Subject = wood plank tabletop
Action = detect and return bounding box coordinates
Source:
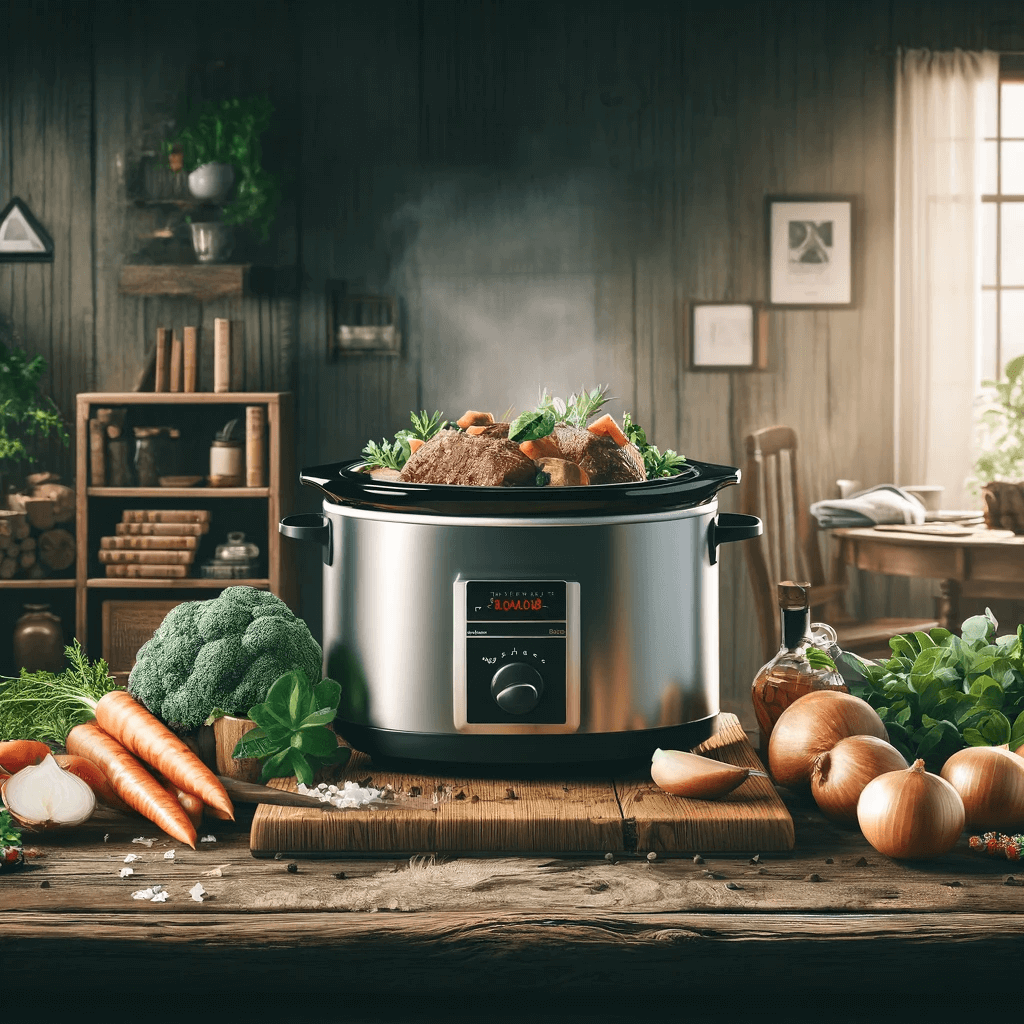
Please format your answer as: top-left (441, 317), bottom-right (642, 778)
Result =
top-left (5, 784), bottom-right (1024, 1006)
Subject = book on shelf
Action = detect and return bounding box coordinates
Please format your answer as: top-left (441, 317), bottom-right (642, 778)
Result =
top-left (104, 564), bottom-right (188, 579)
top-left (100, 535), bottom-right (199, 551)
top-left (115, 521), bottom-right (209, 537)
top-left (98, 549), bottom-right (196, 565)
top-left (122, 509), bottom-right (211, 525)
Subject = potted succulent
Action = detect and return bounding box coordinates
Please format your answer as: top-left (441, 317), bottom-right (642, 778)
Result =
top-left (164, 95), bottom-right (282, 259)
top-left (0, 321), bottom-right (68, 506)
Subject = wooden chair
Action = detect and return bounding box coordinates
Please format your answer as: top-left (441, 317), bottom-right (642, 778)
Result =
top-left (741, 425), bottom-right (938, 663)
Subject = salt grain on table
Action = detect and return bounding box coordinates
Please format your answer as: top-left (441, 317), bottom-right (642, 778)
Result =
top-left (189, 882), bottom-right (206, 903)
top-left (132, 837), bottom-right (155, 847)
top-left (123, 854), bottom-right (139, 863)
top-left (296, 780), bottom-right (384, 808)
top-left (163, 851), bottom-right (175, 860)
top-left (131, 884), bottom-right (167, 902)
top-left (119, 868), bottom-right (134, 878)
top-left (200, 835), bottom-right (216, 843)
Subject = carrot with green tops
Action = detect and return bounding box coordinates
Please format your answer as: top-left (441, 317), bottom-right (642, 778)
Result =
top-left (65, 722), bottom-right (196, 847)
top-left (0, 739), bottom-right (50, 774)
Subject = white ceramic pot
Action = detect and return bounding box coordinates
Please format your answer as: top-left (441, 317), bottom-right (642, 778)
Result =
top-left (190, 222), bottom-right (235, 264)
top-left (187, 162), bottom-right (235, 201)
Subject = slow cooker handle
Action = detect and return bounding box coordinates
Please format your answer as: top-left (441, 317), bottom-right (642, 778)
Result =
top-left (708, 512), bottom-right (762, 565)
top-left (279, 513), bottom-right (333, 566)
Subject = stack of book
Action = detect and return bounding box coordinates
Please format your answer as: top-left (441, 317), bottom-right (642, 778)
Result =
top-left (99, 509), bottom-right (211, 579)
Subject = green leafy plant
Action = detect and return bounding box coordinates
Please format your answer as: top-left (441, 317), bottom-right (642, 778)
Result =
top-left (165, 96), bottom-right (281, 241)
top-left (845, 610), bottom-right (1024, 770)
top-left (232, 669), bottom-right (350, 787)
top-left (622, 412), bottom-right (686, 479)
top-left (0, 809), bottom-right (22, 847)
top-left (395, 410), bottom-right (448, 461)
top-left (973, 354), bottom-right (1024, 492)
top-left (361, 438), bottom-right (407, 472)
top-left (0, 333), bottom-right (68, 475)
top-left (537, 385), bottom-right (610, 429)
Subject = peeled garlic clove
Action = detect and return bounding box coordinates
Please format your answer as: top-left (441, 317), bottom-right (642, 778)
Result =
top-left (651, 748), bottom-right (757, 799)
top-left (1, 753), bottom-right (96, 831)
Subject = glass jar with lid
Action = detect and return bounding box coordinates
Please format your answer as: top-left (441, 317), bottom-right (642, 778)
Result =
top-left (199, 531), bottom-right (261, 579)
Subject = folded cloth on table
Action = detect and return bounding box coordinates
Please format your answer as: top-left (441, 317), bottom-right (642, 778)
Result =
top-left (809, 485), bottom-right (926, 529)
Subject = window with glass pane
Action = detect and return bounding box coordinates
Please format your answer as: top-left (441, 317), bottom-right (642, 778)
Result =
top-left (982, 72), bottom-right (1024, 379)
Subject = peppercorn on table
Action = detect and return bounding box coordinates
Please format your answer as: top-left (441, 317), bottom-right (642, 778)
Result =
top-left (4, 780), bottom-right (1024, 1020)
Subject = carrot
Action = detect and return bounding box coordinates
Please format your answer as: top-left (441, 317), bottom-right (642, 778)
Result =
top-left (0, 739), bottom-right (51, 775)
top-left (65, 721), bottom-right (197, 848)
top-left (93, 690), bottom-right (234, 820)
top-left (204, 802), bottom-right (232, 821)
top-left (53, 753), bottom-right (130, 812)
top-left (519, 437), bottom-right (562, 461)
top-left (456, 410), bottom-right (494, 429)
top-left (409, 437), bottom-right (424, 454)
top-left (161, 778), bottom-right (204, 831)
top-left (587, 413), bottom-right (628, 447)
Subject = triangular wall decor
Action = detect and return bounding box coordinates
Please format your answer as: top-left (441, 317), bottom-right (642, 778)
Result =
top-left (0, 197), bottom-right (54, 262)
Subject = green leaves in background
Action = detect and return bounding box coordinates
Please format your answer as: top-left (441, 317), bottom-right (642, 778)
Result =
top-left (0, 809), bottom-right (21, 847)
top-left (973, 353), bottom-right (1024, 492)
top-left (0, 337), bottom-right (68, 471)
top-left (233, 669), bottom-right (350, 787)
top-left (845, 609), bottom-right (1024, 770)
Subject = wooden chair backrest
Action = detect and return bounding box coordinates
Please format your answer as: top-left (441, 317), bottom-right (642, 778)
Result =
top-left (740, 426), bottom-right (834, 661)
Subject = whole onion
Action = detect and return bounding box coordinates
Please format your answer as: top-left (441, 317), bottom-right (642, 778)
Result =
top-left (810, 735), bottom-right (909, 824)
top-left (857, 760), bottom-right (965, 860)
top-left (768, 690), bottom-right (888, 789)
top-left (940, 746), bottom-right (1024, 831)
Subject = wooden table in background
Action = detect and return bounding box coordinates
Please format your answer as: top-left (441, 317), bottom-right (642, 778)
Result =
top-left (831, 525), bottom-right (1024, 630)
top-left (5, 789), bottom-right (1024, 1012)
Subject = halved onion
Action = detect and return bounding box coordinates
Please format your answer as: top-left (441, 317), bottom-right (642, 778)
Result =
top-left (1, 753), bottom-right (97, 830)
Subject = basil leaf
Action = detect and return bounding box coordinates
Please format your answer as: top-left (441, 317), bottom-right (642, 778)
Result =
top-left (509, 409), bottom-right (556, 443)
top-left (287, 749), bottom-right (314, 787)
top-left (233, 731), bottom-right (280, 760)
top-left (259, 748), bottom-right (294, 782)
top-left (312, 677), bottom-right (342, 712)
top-left (300, 706), bottom-right (338, 728)
top-left (291, 726), bottom-right (340, 757)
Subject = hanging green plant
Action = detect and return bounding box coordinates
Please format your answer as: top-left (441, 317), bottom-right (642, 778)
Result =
top-left (973, 354), bottom-right (1024, 493)
top-left (165, 96), bottom-right (282, 242)
top-left (0, 324), bottom-right (68, 475)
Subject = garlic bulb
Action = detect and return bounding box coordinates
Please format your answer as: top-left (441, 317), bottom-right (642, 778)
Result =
top-left (650, 748), bottom-right (765, 799)
top-left (857, 759), bottom-right (964, 861)
top-left (1, 753), bottom-right (96, 830)
top-left (940, 745), bottom-right (1024, 832)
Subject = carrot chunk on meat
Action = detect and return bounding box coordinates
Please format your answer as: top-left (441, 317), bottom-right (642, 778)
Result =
top-left (587, 414), bottom-right (629, 447)
top-left (457, 410), bottom-right (495, 429)
top-left (519, 436), bottom-right (562, 461)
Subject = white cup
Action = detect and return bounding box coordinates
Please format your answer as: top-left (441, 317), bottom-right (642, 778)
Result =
top-left (903, 485), bottom-right (944, 512)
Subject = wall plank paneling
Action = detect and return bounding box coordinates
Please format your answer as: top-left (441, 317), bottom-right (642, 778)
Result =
top-left (3, 1), bottom-right (1024, 732)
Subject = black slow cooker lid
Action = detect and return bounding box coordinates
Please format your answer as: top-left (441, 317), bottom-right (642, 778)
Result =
top-left (299, 457), bottom-right (741, 517)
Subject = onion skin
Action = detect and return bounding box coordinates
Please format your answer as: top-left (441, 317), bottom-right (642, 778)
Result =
top-left (810, 735), bottom-right (909, 824)
top-left (857, 759), bottom-right (965, 860)
top-left (650, 748), bottom-right (754, 799)
top-left (940, 746), bottom-right (1024, 832)
top-left (768, 690), bottom-right (888, 789)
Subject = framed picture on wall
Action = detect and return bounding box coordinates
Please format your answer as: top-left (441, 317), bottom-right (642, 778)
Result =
top-left (767, 197), bottom-right (854, 306)
top-left (689, 302), bottom-right (768, 371)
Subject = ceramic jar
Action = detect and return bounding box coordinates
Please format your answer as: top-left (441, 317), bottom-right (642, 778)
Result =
top-left (13, 604), bottom-right (65, 673)
top-left (187, 162), bottom-right (235, 201)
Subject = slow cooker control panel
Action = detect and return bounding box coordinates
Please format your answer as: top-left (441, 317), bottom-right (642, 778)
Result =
top-left (453, 579), bottom-right (580, 733)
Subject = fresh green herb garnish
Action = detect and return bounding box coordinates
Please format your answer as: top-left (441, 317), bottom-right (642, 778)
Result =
top-left (233, 669), bottom-right (351, 787)
top-left (361, 438), bottom-right (407, 472)
top-left (846, 609), bottom-right (1024, 770)
top-left (509, 409), bottom-right (557, 443)
top-left (537, 385), bottom-right (611, 429)
top-left (400, 410), bottom-right (447, 443)
top-left (622, 412), bottom-right (687, 479)
top-left (806, 647), bottom-right (838, 672)
top-left (0, 809), bottom-right (21, 847)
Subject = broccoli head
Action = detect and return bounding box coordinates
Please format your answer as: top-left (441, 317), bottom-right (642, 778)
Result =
top-left (128, 586), bottom-right (322, 730)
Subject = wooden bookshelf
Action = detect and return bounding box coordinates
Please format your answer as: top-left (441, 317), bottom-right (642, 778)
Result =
top-left (74, 391), bottom-right (296, 660)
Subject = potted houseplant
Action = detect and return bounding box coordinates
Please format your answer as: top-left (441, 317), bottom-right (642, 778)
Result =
top-left (0, 320), bottom-right (68, 506)
top-left (164, 95), bottom-right (282, 260)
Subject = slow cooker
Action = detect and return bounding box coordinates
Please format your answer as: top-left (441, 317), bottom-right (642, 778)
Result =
top-left (280, 458), bottom-right (760, 765)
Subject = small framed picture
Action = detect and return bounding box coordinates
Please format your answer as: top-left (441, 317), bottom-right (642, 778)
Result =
top-left (0, 197), bottom-right (54, 262)
top-left (689, 302), bottom-right (768, 371)
top-left (767, 197), bottom-right (853, 306)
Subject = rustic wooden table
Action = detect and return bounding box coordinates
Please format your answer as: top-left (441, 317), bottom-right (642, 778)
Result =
top-left (5, 789), bottom-right (1024, 1019)
top-left (832, 524), bottom-right (1024, 630)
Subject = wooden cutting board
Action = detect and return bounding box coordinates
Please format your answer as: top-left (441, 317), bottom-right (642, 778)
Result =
top-left (249, 713), bottom-right (794, 858)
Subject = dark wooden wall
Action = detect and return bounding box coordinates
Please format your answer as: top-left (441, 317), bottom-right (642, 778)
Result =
top-left (3, 0), bottom-right (1024, 731)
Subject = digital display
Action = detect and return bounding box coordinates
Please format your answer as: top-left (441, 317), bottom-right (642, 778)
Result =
top-left (466, 580), bottom-right (567, 621)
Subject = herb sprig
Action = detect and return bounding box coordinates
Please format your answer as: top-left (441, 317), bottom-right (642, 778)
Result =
top-left (622, 412), bottom-right (687, 479)
top-left (537, 385), bottom-right (611, 429)
top-left (233, 669), bottom-right (350, 787)
top-left (846, 610), bottom-right (1024, 770)
top-left (0, 809), bottom-right (22, 847)
top-left (361, 438), bottom-right (406, 472)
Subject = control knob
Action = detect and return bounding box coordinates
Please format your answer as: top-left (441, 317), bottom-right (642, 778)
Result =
top-left (490, 662), bottom-right (544, 715)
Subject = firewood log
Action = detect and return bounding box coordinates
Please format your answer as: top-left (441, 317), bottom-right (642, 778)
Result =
top-left (22, 497), bottom-right (55, 531)
top-left (38, 528), bottom-right (75, 571)
top-left (0, 557), bottom-right (16, 579)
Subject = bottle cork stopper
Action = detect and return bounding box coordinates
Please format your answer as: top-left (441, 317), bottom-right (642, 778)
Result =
top-left (778, 580), bottom-right (810, 608)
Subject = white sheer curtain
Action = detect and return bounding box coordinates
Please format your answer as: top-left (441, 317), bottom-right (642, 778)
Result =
top-left (894, 49), bottom-right (998, 510)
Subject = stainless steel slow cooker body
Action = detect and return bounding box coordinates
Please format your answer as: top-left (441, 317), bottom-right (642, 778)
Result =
top-left (282, 459), bottom-right (760, 765)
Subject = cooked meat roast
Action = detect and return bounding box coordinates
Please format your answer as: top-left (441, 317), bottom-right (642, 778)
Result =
top-left (550, 425), bottom-right (646, 484)
top-left (400, 429), bottom-right (536, 487)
